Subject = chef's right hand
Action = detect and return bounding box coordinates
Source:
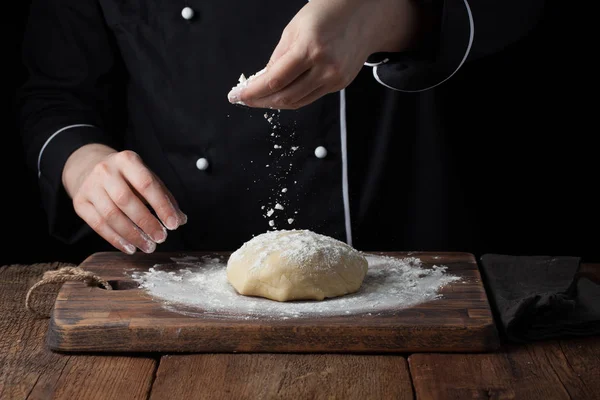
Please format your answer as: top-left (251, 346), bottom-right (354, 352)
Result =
top-left (62, 144), bottom-right (187, 254)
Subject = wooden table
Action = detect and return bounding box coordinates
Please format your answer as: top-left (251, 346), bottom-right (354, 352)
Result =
top-left (1, 262), bottom-right (599, 400)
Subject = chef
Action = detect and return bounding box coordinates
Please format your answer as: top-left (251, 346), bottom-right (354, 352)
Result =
top-left (16, 0), bottom-right (546, 255)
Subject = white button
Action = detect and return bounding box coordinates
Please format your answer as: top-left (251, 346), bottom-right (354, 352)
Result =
top-left (314, 146), bottom-right (327, 158)
top-left (196, 157), bottom-right (209, 170)
top-left (181, 7), bottom-right (194, 20)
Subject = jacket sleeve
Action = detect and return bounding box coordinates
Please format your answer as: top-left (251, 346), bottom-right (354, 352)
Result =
top-left (15, 0), bottom-right (125, 243)
top-left (367, 0), bottom-right (546, 92)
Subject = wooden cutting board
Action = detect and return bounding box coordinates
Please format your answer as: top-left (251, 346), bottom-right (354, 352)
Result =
top-left (46, 251), bottom-right (500, 353)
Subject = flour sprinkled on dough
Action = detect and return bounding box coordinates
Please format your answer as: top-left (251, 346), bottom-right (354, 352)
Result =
top-left (227, 229), bottom-right (363, 273)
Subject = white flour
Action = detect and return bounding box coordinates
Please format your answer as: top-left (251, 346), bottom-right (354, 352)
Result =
top-left (230, 70), bottom-right (301, 231)
top-left (228, 68), bottom-right (267, 105)
top-left (227, 229), bottom-right (365, 273)
top-left (230, 69), bottom-right (300, 231)
top-left (130, 254), bottom-right (461, 320)
top-left (258, 109), bottom-right (300, 231)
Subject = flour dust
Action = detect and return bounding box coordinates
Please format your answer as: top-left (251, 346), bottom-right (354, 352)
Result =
top-left (259, 110), bottom-right (300, 231)
top-left (130, 254), bottom-right (461, 320)
top-left (231, 69), bottom-right (301, 231)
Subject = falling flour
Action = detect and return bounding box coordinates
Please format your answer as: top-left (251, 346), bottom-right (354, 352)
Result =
top-left (229, 69), bottom-right (301, 231)
top-left (258, 108), bottom-right (300, 230)
top-left (130, 254), bottom-right (461, 320)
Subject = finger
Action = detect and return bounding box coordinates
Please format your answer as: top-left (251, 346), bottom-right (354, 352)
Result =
top-left (267, 30), bottom-right (294, 67)
top-left (91, 188), bottom-right (157, 254)
top-left (74, 200), bottom-right (137, 255)
top-left (142, 173), bottom-right (188, 228)
top-left (116, 151), bottom-right (185, 230)
top-left (245, 68), bottom-right (321, 110)
top-left (236, 48), bottom-right (311, 104)
top-left (104, 175), bottom-right (168, 244)
top-left (290, 85), bottom-right (331, 109)
top-left (153, 174), bottom-right (187, 226)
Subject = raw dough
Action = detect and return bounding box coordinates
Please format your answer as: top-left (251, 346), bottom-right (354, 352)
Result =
top-left (226, 229), bottom-right (368, 302)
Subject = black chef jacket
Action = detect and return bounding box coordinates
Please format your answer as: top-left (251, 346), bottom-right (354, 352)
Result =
top-left (16, 0), bottom-right (547, 253)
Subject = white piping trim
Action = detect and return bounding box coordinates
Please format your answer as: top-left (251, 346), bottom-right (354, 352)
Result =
top-left (373, 0), bottom-right (474, 93)
top-left (37, 124), bottom-right (96, 178)
top-left (339, 89), bottom-right (352, 246)
top-left (364, 57), bottom-right (389, 67)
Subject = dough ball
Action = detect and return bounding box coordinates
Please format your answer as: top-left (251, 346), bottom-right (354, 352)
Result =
top-left (226, 229), bottom-right (368, 302)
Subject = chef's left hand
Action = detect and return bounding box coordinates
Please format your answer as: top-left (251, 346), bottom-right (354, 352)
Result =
top-left (228, 0), bottom-right (423, 109)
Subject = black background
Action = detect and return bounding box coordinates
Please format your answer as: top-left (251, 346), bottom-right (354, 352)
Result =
top-left (3, 1), bottom-right (595, 266)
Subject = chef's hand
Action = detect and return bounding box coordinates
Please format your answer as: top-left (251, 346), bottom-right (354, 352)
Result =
top-left (228, 0), bottom-right (423, 109)
top-left (62, 144), bottom-right (187, 254)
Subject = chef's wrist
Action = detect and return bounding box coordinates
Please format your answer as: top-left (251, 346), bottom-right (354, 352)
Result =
top-left (62, 143), bottom-right (117, 199)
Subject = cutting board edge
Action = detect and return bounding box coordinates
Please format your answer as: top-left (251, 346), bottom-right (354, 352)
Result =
top-left (46, 313), bottom-right (501, 354)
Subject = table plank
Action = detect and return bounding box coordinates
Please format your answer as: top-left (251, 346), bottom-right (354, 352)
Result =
top-left (579, 263), bottom-right (600, 284)
top-left (0, 263), bottom-right (157, 400)
top-left (149, 354), bottom-right (413, 400)
top-left (408, 337), bottom-right (600, 399)
top-left (557, 336), bottom-right (600, 397)
top-left (43, 356), bottom-right (157, 400)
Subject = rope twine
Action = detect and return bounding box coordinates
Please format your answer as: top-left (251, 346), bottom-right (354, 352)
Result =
top-left (25, 266), bottom-right (112, 317)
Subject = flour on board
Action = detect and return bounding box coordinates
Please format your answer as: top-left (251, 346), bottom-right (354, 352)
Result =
top-left (130, 254), bottom-right (461, 320)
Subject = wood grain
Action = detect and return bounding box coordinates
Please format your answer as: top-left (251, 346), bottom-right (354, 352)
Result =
top-left (408, 336), bottom-right (600, 399)
top-left (46, 251), bottom-right (500, 353)
top-left (0, 263), bottom-right (157, 400)
top-left (579, 263), bottom-right (600, 285)
top-left (2, 262), bottom-right (598, 399)
top-left (149, 354), bottom-right (413, 400)
top-left (556, 335), bottom-right (600, 398)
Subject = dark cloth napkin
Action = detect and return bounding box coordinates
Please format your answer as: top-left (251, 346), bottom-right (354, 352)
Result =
top-left (479, 254), bottom-right (600, 342)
